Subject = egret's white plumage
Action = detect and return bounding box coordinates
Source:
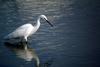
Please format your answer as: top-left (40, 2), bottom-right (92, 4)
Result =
top-left (4, 15), bottom-right (53, 42)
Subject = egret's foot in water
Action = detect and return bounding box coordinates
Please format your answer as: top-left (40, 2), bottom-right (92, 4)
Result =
top-left (25, 41), bottom-right (28, 44)
top-left (24, 41), bottom-right (31, 45)
top-left (19, 41), bottom-right (27, 45)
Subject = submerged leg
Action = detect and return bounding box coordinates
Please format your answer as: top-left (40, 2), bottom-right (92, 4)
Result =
top-left (24, 36), bottom-right (28, 44)
top-left (19, 37), bottom-right (27, 45)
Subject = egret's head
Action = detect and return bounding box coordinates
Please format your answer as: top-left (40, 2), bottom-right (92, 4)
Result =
top-left (39, 15), bottom-right (53, 27)
top-left (40, 15), bottom-right (48, 20)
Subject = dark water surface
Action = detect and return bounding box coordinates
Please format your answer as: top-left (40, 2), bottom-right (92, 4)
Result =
top-left (0, 0), bottom-right (100, 67)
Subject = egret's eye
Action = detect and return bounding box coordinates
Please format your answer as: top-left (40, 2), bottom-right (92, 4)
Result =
top-left (43, 18), bottom-right (47, 20)
top-left (43, 18), bottom-right (46, 20)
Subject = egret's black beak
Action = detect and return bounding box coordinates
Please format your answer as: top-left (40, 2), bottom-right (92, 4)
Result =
top-left (46, 20), bottom-right (53, 27)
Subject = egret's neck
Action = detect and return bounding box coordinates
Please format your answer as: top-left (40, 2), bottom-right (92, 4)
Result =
top-left (34, 17), bottom-right (41, 30)
top-left (37, 17), bottom-right (41, 26)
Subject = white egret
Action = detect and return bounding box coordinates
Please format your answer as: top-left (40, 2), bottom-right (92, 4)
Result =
top-left (4, 15), bottom-right (53, 42)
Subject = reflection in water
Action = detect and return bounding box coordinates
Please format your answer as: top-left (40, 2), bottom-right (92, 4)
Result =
top-left (4, 42), bottom-right (53, 67)
top-left (4, 42), bottom-right (40, 67)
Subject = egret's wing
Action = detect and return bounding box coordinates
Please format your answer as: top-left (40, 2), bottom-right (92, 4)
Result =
top-left (4, 23), bottom-right (33, 39)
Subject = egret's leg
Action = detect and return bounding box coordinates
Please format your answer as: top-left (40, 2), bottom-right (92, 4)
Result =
top-left (25, 37), bottom-right (27, 41)
top-left (24, 36), bottom-right (30, 45)
top-left (24, 37), bottom-right (28, 44)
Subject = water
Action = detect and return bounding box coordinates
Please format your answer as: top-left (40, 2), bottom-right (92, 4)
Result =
top-left (0, 0), bottom-right (100, 67)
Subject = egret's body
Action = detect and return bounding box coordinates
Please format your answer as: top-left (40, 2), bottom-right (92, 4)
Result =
top-left (4, 15), bottom-right (53, 42)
